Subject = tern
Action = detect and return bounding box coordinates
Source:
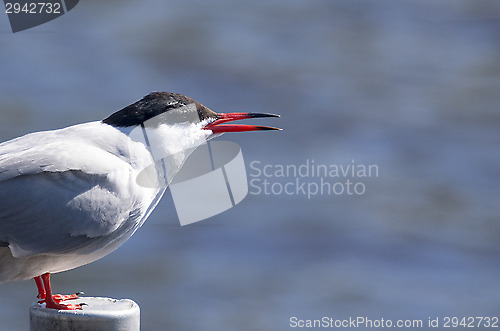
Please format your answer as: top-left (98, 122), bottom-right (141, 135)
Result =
top-left (0, 92), bottom-right (280, 310)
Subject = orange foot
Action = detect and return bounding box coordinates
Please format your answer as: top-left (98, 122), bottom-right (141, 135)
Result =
top-left (38, 292), bottom-right (81, 301)
top-left (34, 273), bottom-right (84, 310)
top-left (44, 299), bottom-right (82, 310)
top-left (38, 293), bottom-right (82, 309)
top-left (53, 293), bottom-right (82, 302)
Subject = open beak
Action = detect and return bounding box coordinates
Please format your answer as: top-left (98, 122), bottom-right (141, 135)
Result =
top-left (203, 112), bottom-right (281, 133)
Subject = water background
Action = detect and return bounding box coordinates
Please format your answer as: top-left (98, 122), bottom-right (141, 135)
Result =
top-left (1, 1), bottom-right (499, 330)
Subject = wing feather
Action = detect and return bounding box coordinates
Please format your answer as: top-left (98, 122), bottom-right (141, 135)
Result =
top-left (0, 123), bottom-right (146, 257)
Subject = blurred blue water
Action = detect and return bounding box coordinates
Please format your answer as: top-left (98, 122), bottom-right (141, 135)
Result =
top-left (1, 0), bottom-right (499, 330)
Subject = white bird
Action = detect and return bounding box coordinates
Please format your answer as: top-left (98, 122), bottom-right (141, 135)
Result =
top-left (0, 92), bottom-right (280, 309)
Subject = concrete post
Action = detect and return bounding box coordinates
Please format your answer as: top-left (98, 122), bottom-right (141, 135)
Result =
top-left (29, 297), bottom-right (140, 331)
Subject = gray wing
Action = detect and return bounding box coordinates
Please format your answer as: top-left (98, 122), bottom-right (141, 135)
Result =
top-left (0, 170), bottom-right (141, 258)
top-left (0, 129), bottom-right (143, 258)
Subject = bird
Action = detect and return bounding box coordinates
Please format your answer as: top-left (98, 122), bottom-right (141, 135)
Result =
top-left (0, 92), bottom-right (280, 310)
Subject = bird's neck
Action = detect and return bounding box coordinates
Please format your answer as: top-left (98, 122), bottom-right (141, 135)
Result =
top-left (115, 122), bottom-right (211, 188)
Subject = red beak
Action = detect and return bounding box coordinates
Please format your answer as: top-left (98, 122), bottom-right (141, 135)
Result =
top-left (203, 112), bottom-right (281, 133)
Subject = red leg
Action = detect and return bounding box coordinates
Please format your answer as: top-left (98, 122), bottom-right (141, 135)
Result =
top-left (39, 273), bottom-right (82, 310)
top-left (35, 274), bottom-right (80, 303)
top-left (34, 276), bottom-right (46, 299)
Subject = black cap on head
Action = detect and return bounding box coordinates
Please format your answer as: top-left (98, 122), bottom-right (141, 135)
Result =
top-left (103, 92), bottom-right (217, 127)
